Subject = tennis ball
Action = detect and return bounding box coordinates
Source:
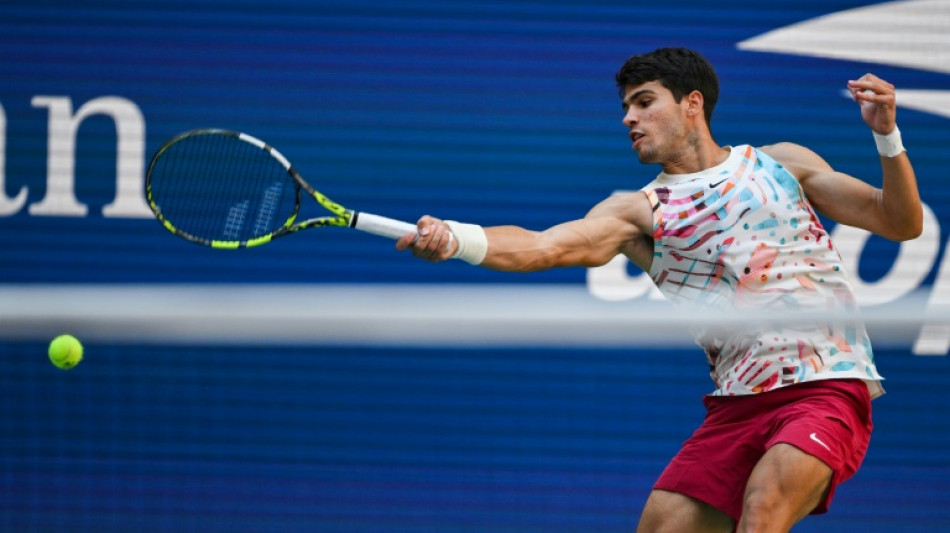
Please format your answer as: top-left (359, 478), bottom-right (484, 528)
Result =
top-left (48, 334), bottom-right (83, 370)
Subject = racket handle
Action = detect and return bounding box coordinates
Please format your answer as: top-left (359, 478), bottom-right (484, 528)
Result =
top-left (351, 212), bottom-right (418, 240)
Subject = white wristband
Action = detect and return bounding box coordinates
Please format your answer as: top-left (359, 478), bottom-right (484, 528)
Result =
top-left (873, 126), bottom-right (905, 158)
top-left (445, 220), bottom-right (488, 265)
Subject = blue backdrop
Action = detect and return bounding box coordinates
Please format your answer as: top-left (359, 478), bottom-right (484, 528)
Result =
top-left (1, 1), bottom-right (948, 531)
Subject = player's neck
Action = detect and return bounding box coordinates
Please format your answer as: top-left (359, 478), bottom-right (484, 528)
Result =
top-left (660, 136), bottom-right (730, 176)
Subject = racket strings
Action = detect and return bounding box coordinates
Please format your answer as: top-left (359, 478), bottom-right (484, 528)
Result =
top-left (149, 132), bottom-right (300, 244)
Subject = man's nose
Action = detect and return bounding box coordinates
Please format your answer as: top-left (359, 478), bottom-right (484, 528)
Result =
top-left (622, 109), bottom-right (637, 128)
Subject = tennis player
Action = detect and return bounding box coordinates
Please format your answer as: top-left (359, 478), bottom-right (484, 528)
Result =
top-left (396, 47), bottom-right (922, 532)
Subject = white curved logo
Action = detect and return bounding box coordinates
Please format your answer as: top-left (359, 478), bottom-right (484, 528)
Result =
top-left (737, 0), bottom-right (950, 118)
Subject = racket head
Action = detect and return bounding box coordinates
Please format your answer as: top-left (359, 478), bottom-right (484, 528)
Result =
top-left (146, 129), bottom-right (346, 249)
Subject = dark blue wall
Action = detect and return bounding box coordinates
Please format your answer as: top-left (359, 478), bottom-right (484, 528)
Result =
top-left (1, 1), bottom-right (948, 531)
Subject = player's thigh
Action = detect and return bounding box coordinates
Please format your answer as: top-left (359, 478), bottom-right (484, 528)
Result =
top-left (637, 489), bottom-right (735, 533)
top-left (740, 443), bottom-right (833, 530)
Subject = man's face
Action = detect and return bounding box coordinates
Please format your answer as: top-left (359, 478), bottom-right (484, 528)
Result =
top-left (620, 81), bottom-right (690, 165)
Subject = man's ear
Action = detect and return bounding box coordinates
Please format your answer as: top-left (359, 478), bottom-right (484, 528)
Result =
top-left (685, 89), bottom-right (705, 118)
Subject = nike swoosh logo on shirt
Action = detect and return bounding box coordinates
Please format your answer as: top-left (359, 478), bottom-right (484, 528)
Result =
top-left (810, 432), bottom-right (832, 452)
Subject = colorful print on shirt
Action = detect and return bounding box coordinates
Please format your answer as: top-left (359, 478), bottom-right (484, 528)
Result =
top-left (641, 145), bottom-right (883, 397)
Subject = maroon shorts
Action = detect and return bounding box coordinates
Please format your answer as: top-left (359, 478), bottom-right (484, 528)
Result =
top-left (653, 379), bottom-right (873, 522)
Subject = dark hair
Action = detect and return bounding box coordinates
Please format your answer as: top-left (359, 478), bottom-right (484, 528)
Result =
top-left (615, 47), bottom-right (719, 126)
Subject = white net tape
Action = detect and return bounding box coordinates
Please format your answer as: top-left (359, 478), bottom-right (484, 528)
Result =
top-left (0, 284), bottom-right (946, 355)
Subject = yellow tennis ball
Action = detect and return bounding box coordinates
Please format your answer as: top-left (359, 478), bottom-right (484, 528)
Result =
top-left (49, 334), bottom-right (83, 370)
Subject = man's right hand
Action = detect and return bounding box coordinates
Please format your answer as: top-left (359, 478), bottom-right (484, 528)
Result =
top-left (395, 215), bottom-right (457, 262)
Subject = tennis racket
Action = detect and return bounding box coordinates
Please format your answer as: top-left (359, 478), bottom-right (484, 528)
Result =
top-left (145, 128), bottom-right (418, 249)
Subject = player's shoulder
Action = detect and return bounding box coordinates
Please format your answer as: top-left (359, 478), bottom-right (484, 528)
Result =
top-left (759, 142), bottom-right (827, 166)
top-left (590, 190), bottom-right (649, 213)
top-left (758, 142), bottom-right (833, 178)
top-left (586, 190), bottom-right (653, 231)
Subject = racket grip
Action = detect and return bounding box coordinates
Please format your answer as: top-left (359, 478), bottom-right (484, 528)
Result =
top-left (351, 212), bottom-right (418, 240)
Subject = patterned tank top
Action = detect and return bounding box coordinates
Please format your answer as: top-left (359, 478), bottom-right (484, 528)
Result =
top-left (642, 145), bottom-right (883, 398)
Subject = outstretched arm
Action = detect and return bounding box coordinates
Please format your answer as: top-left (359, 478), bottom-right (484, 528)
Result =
top-left (395, 191), bottom-right (654, 272)
top-left (762, 74), bottom-right (923, 242)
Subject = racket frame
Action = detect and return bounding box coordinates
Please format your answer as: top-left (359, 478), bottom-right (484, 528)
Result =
top-left (146, 129), bottom-right (416, 249)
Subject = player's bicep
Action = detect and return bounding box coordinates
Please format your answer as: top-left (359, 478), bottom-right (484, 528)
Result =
top-left (764, 143), bottom-right (882, 232)
top-left (481, 192), bottom-right (650, 272)
top-left (798, 170), bottom-right (883, 230)
top-left (541, 216), bottom-right (638, 267)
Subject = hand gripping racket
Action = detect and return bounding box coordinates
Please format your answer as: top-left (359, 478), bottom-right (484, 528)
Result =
top-left (145, 129), bottom-right (418, 249)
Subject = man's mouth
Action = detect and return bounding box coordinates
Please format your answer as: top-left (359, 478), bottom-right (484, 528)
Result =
top-left (630, 132), bottom-right (645, 147)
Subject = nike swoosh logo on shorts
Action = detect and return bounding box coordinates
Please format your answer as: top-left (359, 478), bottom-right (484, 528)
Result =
top-left (810, 432), bottom-right (832, 452)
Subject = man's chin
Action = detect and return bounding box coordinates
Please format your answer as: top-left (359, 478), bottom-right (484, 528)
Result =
top-left (636, 151), bottom-right (656, 164)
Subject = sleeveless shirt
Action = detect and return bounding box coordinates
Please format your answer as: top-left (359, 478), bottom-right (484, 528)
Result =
top-left (641, 145), bottom-right (884, 398)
